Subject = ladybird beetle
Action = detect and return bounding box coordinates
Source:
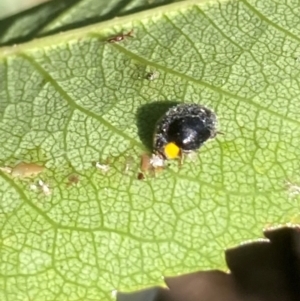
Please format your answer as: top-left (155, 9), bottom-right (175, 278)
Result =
top-left (153, 103), bottom-right (218, 159)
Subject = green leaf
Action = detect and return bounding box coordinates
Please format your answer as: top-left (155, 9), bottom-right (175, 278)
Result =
top-left (0, 0), bottom-right (181, 46)
top-left (0, 0), bottom-right (300, 300)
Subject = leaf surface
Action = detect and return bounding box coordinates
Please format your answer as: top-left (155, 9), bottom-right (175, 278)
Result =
top-left (0, 0), bottom-right (300, 300)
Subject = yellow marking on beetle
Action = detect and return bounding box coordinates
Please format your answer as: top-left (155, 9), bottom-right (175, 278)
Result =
top-left (164, 142), bottom-right (180, 159)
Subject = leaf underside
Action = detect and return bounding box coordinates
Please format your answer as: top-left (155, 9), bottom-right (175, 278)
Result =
top-left (117, 227), bottom-right (300, 301)
top-left (0, 0), bottom-right (300, 300)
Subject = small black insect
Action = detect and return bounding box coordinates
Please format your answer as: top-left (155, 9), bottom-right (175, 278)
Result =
top-left (146, 71), bottom-right (159, 81)
top-left (107, 29), bottom-right (134, 43)
top-left (153, 103), bottom-right (218, 159)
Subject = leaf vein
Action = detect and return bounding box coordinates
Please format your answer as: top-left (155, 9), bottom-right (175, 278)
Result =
top-left (241, 0), bottom-right (300, 44)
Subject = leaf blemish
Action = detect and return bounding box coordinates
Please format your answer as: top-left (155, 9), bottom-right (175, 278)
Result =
top-left (28, 179), bottom-right (51, 196)
top-left (0, 166), bottom-right (13, 174)
top-left (140, 153), bottom-right (151, 172)
top-left (137, 154), bottom-right (151, 180)
top-left (11, 162), bottom-right (45, 178)
top-left (95, 161), bottom-right (110, 173)
top-left (137, 172), bottom-right (145, 180)
top-left (285, 180), bottom-right (300, 197)
top-left (146, 70), bottom-right (160, 81)
top-left (138, 153), bottom-right (165, 179)
top-left (67, 174), bottom-right (80, 186)
top-left (37, 179), bottom-right (51, 196)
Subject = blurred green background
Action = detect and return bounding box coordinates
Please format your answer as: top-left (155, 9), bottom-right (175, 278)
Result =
top-left (0, 0), bottom-right (50, 19)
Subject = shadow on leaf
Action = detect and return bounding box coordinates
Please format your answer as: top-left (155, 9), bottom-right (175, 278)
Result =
top-left (0, 0), bottom-right (178, 46)
top-left (118, 226), bottom-right (300, 301)
top-left (136, 101), bottom-right (179, 151)
top-left (0, 0), bottom-right (82, 46)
